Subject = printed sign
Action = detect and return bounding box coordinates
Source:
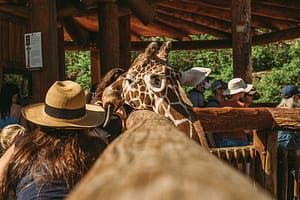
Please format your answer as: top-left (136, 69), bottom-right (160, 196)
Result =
top-left (24, 32), bottom-right (43, 69)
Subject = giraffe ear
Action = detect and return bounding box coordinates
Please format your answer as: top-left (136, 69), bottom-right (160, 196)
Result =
top-left (144, 73), bottom-right (166, 93)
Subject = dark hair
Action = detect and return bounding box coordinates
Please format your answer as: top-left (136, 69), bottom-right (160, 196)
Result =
top-left (0, 128), bottom-right (106, 198)
top-left (0, 83), bottom-right (20, 120)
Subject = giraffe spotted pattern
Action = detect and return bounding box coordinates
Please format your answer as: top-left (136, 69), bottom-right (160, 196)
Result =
top-left (102, 41), bottom-right (208, 148)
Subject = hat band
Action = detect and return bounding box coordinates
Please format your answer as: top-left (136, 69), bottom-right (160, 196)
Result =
top-left (45, 104), bottom-right (86, 119)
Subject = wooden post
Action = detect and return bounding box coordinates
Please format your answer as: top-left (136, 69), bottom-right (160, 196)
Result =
top-left (97, 0), bottom-right (120, 77)
top-left (57, 22), bottom-right (65, 81)
top-left (91, 50), bottom-right (101, 85)
top-left (29, 0), bottom-right (59, 102)
top-left (253, 130), bottom-right (278, 197)
top-left (67, 113), bottom-right (271, 200)
top-left (119, 14), bottom-right (131, 69)
top-left (231, 0), bottom-right (252, 83)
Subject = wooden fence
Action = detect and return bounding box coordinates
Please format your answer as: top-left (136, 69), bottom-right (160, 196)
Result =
top-left (67, 108), bottom-right (300, 200)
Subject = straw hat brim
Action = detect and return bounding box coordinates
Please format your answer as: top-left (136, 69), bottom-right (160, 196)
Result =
top-left (22, 103), bottom-right (106, 128)
top-left (223, 84), bottom-right (253, 96)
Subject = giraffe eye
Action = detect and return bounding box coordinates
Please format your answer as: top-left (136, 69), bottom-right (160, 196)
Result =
top-left (125, 78), bottom-right (133, 84)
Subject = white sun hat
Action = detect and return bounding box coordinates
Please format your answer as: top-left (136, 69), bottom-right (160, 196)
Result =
top-left (181, 67), bottom-right (211, 87)
top-left (223, 78), bottom-right (253, 95)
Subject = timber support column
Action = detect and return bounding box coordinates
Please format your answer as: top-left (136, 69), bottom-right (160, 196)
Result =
top-left (91, 49), bottom-right (101, 85)
top-left (231, 0), bottom-right (252, 83)
top-left (29, 0), bottom-right (59, 102)
top-left (119, 13), bottom-right (131, 69)
top-left (97, 0), bottom-right (120, 77)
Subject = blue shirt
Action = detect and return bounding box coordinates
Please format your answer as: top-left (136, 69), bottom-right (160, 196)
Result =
top-left (16, 175), bottom-right (70, 200)
top-left (188, 88), bottom-right (205, 107)
top-left (0, 117), bottom-right (19, 129)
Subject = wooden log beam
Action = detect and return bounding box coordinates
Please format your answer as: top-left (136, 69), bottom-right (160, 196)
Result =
top-left (252, 15), bottom-right (298, 31)
top-left (65, 25), bottom-right (300, 51)
top-left (122, 0), bottom-right (155, 25)
top-left (193, 107), bottom-right (300, 132)
top-left (97, 1), bottom-right (120, 77)
top-left (156, 6), bottom-right (231, 38)
top-left (0, 5), bottom-right (28, 18)
top-left (159, 0), bottom-right (231, 22)
top-left (155, 11), bottom-right (230, 39)
top-left (231, 0), bottom-right (252, 83)
top-left (183, 0), bottom-right (300, 22)
top-left (60, 16), bottom-right (89, 46)
top-left (253, 26), bottom-right (300, 46)
top-left (67, 116), bottom-right (271, 200)
top-left (119, 14), bottom-right (131, 69)
top-left (131, 16), bottom-right (190, 41)
top-left (157, 5), bottom-right (232, 34)
top-left (29, 0), bottom-right (60, 102)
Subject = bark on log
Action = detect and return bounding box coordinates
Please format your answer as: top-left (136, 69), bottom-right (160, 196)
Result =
top-left (67, 113), bottom-right (271, 200)
top-left (193, 107), bottom-right (300, 132)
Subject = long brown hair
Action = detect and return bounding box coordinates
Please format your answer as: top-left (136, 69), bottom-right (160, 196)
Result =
top-left (1, 127), bottom-right (106, 198)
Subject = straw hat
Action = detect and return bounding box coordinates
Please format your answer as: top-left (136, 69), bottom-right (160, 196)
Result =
top-left (181, 67), bottom-right (211, 87)
top-left (223, 78), bottom-right (253, 95)
top-left (22, 80), bottom-right (105, 128)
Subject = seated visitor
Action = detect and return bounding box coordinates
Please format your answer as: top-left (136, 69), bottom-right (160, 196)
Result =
top-left (276, 84), bottom-right (300, 200)
top-left (181, 67), bottom-right (211, 107)
top-left (218, 78), bottom-right (253, 147)
top-left (206, 79), bottom-right (228, 107)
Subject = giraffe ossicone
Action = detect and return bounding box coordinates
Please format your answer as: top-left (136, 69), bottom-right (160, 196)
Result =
top-left (101, 41), bottom-right (208, 148)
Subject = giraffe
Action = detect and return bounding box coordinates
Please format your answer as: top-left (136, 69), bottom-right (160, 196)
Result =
top-left (101, 41), bottom-right (208, 148)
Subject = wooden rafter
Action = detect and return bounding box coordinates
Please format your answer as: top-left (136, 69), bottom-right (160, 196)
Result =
top-left (64, 25), bottom-right (300, 51)
top-left (60, 16), bottom-right (89, 45)
top-left (155, 12), bottom-right (230, 39)
top-left (157, 6), bottom-right (232, 34)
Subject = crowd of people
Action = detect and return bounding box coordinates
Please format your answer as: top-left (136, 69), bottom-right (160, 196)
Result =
top-left (0, 66), bottom-right (298, 199)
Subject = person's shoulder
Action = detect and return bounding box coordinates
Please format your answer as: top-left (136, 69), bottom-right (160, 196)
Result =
top-left (206, 98), bottom-right (220, 107)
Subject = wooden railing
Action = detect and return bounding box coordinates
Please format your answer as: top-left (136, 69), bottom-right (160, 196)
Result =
top-left (66, 108), bottom-right (300, 200)
top-left (194, 107), bottom-right (300, 197)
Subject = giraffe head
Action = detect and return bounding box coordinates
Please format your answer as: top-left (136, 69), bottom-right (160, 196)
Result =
top-left (102, 42), bottom-right (208, 147)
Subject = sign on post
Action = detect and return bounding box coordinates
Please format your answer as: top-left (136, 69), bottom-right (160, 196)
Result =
top-left (24, 32), bottom-right (43, 69)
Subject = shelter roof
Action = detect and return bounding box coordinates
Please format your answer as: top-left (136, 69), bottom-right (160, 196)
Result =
top-left (0, 0), bottom-right (299, 50)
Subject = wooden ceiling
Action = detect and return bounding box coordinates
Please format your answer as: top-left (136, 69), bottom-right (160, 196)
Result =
top-left (0, 0), bottom-right (300, 50)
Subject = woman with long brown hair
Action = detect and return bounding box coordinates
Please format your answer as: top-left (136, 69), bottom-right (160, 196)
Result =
top-left (0, 80), bottom-right (107, 199)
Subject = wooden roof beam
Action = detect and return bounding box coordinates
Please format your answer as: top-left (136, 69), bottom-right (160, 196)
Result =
top-left (155, 12), bottom-right (230, 39)
top-left (180, 0), bottom-right (300, 22)
top-left (159, 0), bottom-right (232, 22)
top-left (130, 26), bottom-right (300, 51)
top-left (253, 26), bottom-right (300, 46)
top-left (252, 15), bottom-right (299, 31)
top-left (131, 16), bottom-right (190, 41)
top-left (60, 16), bottom-right (89, 45)
top-left (252, 0), bottom-right (300, 9)
top-left (65, 26), bottom-right (300, 51)
top-left (0, 4), bottom-right (28, 18)
top-left (157, 6), bottom-right (232, 34)
top-left (122, 0), bottom-right (155, 25)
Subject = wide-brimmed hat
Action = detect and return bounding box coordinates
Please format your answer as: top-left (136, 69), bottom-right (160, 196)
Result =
top-left (223, 78), bottom-right (253, 95)
top-left (22, 80), bottom-right (105, 128)
top-left (181, 67), bottom-right (211, 87)
top-left (281, 85), bottom-right (300, 99)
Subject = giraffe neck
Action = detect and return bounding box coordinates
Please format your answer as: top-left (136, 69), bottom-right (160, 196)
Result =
top-left (153, 87), bottom-right (208, 148)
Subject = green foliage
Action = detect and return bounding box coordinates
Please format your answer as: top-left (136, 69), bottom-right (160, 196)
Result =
top-left (65, 51), bottom-right (91, 90)
top-left (252, 42), bottom-right (295, 72)
top-left (65, 39), bottom-right (300, 106)
top-left (255, 56), bottom-right (300, 104)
